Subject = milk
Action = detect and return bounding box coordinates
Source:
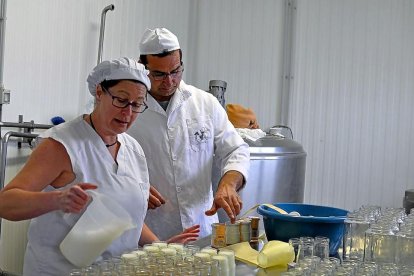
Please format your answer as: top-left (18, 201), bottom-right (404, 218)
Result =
top-left (59, 191), bottom-right (135, 268)
top-left (60, 222), bottom-right (129, 267)
top-left (218, 250), bottom-right (235, 276)
top-left (211, 255), bottom-right (229, 276)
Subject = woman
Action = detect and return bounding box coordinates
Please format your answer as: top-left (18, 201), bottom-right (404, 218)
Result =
top-left (0, 57), bottom-right (199, 275)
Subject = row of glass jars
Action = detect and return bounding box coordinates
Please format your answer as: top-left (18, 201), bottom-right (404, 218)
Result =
top-left (283, 256), bottom-right (414, 276)
top-left (69, 241), bottom-right (236, 276)
top-left (343, 206), bottom-right (414, 265)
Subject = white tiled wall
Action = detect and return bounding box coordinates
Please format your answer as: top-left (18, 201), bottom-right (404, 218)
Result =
top-left (290, 0), bottom-right (414, 210)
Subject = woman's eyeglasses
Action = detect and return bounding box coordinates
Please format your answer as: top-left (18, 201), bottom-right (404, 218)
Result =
top-left (102, 87), bottom-right (148, 113)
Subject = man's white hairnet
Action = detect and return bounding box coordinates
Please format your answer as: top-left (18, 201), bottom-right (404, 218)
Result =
top-left (87, 57), bottom-right (151, 96)
top-left (139, 28), bottom-right (180, 55)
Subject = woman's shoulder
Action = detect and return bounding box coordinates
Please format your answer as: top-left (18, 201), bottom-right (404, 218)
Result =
top-left (38, 116), bottom-right (91, 151)
top-left (41, 116), bottom-right (85, 138)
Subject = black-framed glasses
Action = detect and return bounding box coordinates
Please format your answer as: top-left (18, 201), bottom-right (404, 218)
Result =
top-left (149, 66), bottom-right (184, 81)
top-left (102, 87), bottom-right (148, 113)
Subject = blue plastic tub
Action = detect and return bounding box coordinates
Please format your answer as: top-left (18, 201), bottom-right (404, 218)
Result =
top-left (257, 203), bottom-right (348, 256)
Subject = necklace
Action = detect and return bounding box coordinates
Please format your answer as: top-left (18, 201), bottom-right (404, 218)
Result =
top-left (89, 113), bottom-right (118, 148)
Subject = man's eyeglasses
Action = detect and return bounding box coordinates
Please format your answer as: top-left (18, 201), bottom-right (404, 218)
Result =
top-left (102, 87), bottom-right (148, 113)
top-left (149, 66), bottom-right (184, 81)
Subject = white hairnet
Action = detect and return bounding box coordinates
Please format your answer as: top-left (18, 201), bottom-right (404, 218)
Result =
top-left (87, 57), bottom-right (151, 96)
top-left (139, 28), bottom-right (180, 55)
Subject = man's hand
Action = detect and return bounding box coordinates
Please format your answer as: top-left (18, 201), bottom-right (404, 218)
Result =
top-left (205, 171), bottom-right (244, 223)
top-left (148, 185), bottom-right (166, 210)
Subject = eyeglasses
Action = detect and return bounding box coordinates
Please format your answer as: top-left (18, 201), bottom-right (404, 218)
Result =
top-left (149, 66), bottom-right (184, 81)
top-left (102, 87), bottom-right (148, 113)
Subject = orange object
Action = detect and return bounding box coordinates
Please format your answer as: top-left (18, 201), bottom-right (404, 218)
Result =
top-left (226, 104), bottom-right (260, 129)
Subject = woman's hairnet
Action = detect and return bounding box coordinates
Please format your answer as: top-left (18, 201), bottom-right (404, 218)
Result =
top-left (87, 57), bottom-right (151, 96)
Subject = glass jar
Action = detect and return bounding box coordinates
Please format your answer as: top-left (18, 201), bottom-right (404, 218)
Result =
top-left (395, 228), bottom-right (414, 265)
top-left (364, 224), bottom-right (397, 263)
top-left (314, 236), bottom-right (330, 260)
top-left (297, 237), bottom-right (315, 264)
top-left (343, 211), bottom-right (370, 261)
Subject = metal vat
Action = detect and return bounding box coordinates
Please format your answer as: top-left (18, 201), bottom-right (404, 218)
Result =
top-left (214, 135), bottom-right (306, 221)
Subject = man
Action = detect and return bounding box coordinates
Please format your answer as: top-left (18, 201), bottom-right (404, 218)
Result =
top-left (128, 28), bottom-right (250, 240)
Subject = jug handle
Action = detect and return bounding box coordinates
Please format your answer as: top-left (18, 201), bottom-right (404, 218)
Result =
top-left (62, 190), bottom-right (95, 225)
top-left (270, 125), bottom-right (293, 139)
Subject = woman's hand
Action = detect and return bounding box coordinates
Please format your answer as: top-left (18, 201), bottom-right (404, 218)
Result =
top-left (166, 225), bottom-right (200, 244)
top-left (58, 183), bottom-right (97, 213)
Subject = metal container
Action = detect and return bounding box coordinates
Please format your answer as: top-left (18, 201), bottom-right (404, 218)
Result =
top-left (207, 80), bottom-right (227, 108)
top-left (213, 134), bottom-right (306, 222)
top-left (211, 223), bottom-right (226, 248)
top-left (225, 222), bottom-right (241, 245)
top-left (239, 135), bottom-right (306, 218)
top-left (403, 189), bottom-right (414, 214)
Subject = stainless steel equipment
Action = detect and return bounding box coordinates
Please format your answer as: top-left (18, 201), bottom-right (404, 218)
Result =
top-left (214, 134), bottom-right (306, 221)
top-left (207, 80), bottom-right (227, 107)
top-left (403, 189), bottom-right (414, 214)
top-left (239, 135), bottom-right (306, 217)
top-left (97, 4), bottom-right (115, 65)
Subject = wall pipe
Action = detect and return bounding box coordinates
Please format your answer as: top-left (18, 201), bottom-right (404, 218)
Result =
top-left (0, 0), bottom-right (7, 85)
top-left (0, 131), bottom-right (38, 234)
top-left (0, 118), bottom-right (52, 156)
top-left (0, 132), bottom-right (38, 189)
top-left (0, 0), bottom-right (8, 122)
top-left (0, 121), bottom-right (51, 130)
top-left (97, 4), bottom-right (114, 65)
top-left (0, 115), bottom-right (52, 191)
top-left (280, 0), bottom-right (296, 125)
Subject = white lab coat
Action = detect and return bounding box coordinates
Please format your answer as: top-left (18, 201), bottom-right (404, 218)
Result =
top-left (128, 81), bottom-right (250, 240)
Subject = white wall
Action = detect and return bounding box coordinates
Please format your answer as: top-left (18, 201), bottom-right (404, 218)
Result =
top-left (2, 0), bottom-right (285, 128)
top-left (290, 0), bottom-right (414, 211)
top-left (187, 0), bottom-right (286, 130)
top-left (2, 0), bottom-right (194, 124)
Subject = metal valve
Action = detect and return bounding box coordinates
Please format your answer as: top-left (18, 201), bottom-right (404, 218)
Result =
top-left (0, 86), bottom-right (10, 104)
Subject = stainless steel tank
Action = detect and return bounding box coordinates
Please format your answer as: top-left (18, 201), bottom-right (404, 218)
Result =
top-left (213, 134), bottom-right (307, 221)
top-left (205, 79), bottom-right (306, 219)
top-left (239, 135), bottom-right (306, 217)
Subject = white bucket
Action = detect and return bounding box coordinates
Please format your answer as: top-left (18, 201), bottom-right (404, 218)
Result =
top-left (60, 190), bottom-right (136, 267)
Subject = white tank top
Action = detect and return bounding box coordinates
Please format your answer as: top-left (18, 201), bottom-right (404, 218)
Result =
top-left (23, 115), bottom-right (149, 276)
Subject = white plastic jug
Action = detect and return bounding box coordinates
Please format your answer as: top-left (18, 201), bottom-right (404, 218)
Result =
top-left (60, 190), bottom-right (136, 267)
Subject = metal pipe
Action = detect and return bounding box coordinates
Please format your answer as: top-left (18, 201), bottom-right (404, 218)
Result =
top-left (97, 4), bottom-right (115, 65)
top-left (280, 0), bottom-right (296, 125)
top-left (0, 131), bottom-right (38, 189)
top-left (0, 0), bottom-right (8, 122)
top-left (0, 0), bottom-right (7, 85)
top-left (0, 131), bottom-right (38, 233)
top-left (0, 121), bottom-right (52, 130)
top-left (0, 118), bottom-right (51, 164)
